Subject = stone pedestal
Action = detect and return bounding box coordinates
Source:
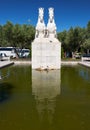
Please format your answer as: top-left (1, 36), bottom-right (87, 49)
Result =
top-left (32, 37), bottom-right (61, 69)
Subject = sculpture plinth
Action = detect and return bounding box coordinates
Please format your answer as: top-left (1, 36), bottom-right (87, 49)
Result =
top-left (32, 8), bottom-right (61, 69)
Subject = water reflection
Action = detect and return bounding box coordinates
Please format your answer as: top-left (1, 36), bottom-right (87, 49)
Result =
top-left (79, 67), bottom-right (90, 81)
top-left (32, 70), bottom-right (61, 124)
top-left (0, 68), bottom-right (10, 80)
top-left (0, 82), bottom-right (13, 103)
top-left (0, 67), bottom-right (13, 103)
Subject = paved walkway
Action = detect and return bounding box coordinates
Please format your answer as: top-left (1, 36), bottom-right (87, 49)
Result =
top-left (61, 61), bottom-right (90, 68)
top-left (0, 61), bottom-right (14, 69)
top-left (78, 61), bottom-right (90, 68)
top-left (0, 60), bottom-right (90, 69)
top-left (61, 61), bottom-right (78, 65)
top-left (14, 60), bottom-right (31, 65)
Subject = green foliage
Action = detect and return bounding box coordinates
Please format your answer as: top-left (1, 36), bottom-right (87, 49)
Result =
top-left (0, 21), bottom-right (35, 50)
top-left (61, 47), bottom-right (64, 58)
top-left (3, 21), bottom-right (14, 46)
top-left (0, 25), bottom-right (3, 46)
top-left (87, 21), bottom-right (90, 35)
top-left (83, 39), bottom-right (90, 48)
top-left (58, 22), bottom-right (90, 56)
top-left (0, 20), bottom-right (90, 56)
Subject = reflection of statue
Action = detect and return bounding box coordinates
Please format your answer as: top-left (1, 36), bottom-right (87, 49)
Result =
top-left (35, 8), bottom-right (46, 38)
top-left (47, 8), bottom-right (57, 38)
top-left (32, 70), bottom-right (61, 124)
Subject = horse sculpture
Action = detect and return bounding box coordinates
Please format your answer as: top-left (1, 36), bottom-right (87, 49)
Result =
top-left (35, 8), bottom-right (46, 38)
top-left (49, 8), bottom-right (54, 23)
top-left (39, 8), bottom-right (44, 23)
top-left (47, 8), bottom-right (57, 38)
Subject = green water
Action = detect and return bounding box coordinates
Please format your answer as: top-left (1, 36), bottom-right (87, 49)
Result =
top-left (0, 65), bottom-right (90, 130)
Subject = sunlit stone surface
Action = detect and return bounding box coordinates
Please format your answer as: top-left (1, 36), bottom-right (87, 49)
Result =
top-left (32, 7), bottom-right (61, 69)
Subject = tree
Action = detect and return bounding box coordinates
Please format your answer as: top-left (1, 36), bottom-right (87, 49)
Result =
top-left (3, 21), bottom-right (14, 46)
top-left (87, 21), bottom-right (90, 38)
top-left (64, 27), bottom-right (74, 56)
top-left (0, 20), bottom-right (90, 57)
top-left (0, 25), bottom-right (3, 46)
top-left (57, 30), bottom-right (67, 57)
top-left (21, 24), bottom-right (35, 48)
top-left (82, 38), bottom-right (90, 54)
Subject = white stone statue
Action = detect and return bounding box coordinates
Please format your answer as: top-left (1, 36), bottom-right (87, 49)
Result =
top-left (39, 8), bottom-right (44, 22)
top-left (32, 7), bottom-right (61, 69)
top-left (49, 8), bottom-right (54, 23)
top-left (35, 8), bottom-right (46, 38)
top-left (47, 8), bottom-right (57, 38)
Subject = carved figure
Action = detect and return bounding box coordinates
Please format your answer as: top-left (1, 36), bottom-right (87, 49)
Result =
top-left (39, 8), bottom-right (44, 23)
top-left (49, 8), bottom-right (54, 23)
top-left (47, 8), bottom-right (57, 38)
top-left (35, 8), bottom-right (46, 38)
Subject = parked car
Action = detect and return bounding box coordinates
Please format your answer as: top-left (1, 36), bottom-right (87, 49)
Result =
top-left (0, 47), bottom-right (16, 58)
top-left (0, 53), bottom-right (10, 61)
top-left (74, 53), bottom-right (81, 59)
top-left (81, 54), bottom-right (90, 61)
top-left (19, 49), bottom-right (30, 58)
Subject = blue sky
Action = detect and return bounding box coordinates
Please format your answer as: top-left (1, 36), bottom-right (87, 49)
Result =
top-left (0, 0), bottom-right (90, 32)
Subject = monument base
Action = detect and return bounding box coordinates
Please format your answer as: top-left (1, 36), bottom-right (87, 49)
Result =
top-left (32, 37), bottom-right (61, 69)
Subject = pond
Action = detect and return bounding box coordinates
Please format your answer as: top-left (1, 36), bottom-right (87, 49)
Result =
top-left (0, 65), bottom-right (90, 130)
